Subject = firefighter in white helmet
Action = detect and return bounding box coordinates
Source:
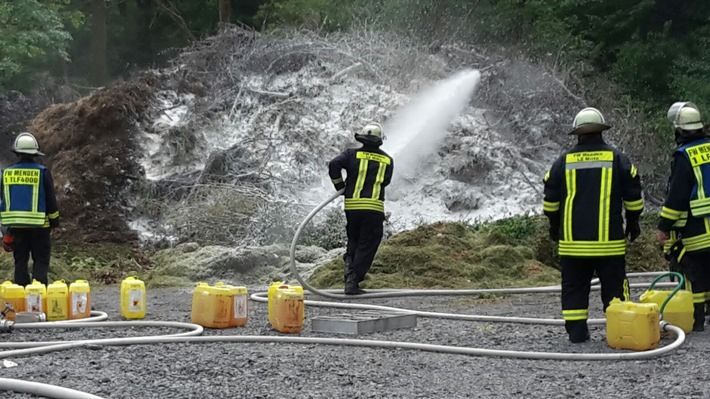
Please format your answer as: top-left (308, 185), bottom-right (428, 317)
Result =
top-left (659, 102), bottom-right (710, 331)
top-left (543, 108), bottom-right (643, 342)
top-left (328, 122), bottom-right (394, 295)
top-left (0, 132), bottom-right (60, 287)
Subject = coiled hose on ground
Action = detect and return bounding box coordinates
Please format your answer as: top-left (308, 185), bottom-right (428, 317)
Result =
top-left (0, 190), bottom-right (686, 398)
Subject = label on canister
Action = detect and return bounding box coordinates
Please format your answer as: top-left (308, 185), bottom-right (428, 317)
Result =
top-left (49, 298), bottom-right (66, 319)
top-left (72, 292), bottom-right (88, 315)
top-left (129, 289), bottom-right (143, 311)
top-left (234, 295), bottom-right (247, 319)
top-left (27, 295), bottom-right (42, 313)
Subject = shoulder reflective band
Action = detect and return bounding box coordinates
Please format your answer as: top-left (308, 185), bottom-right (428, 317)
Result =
top-left (686, 143), bottom-right (710, 167)
top-left (356, 151), bottom-right (391, 165)
top-left (565, 151), bottom-right (614, 169)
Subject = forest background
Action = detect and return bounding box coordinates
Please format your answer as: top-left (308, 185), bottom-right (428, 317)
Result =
top-left (2, 0), bottom-right (707, 283)
top-left (3, 0), bottom-right (708, 121)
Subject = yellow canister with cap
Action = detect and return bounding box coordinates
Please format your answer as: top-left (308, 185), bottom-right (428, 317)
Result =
top-left (1, 281), bottom-right (26, 320)
top-left (191, 283), bottom-right (230, 329)
top-left (606, 298), bottom-right (660, 351)
top-left (69, 280), bottom-right (91, 319)
top-left (215, 282), bottom-right (249, 327)
top-left (121, 276), bottom-right (146, 319)
top-left (271, 287), bottom-right (304, 334)
top-left (46, 280), bottom-right (69, 321)
top-left (25, 280), bottom-right (47, 315)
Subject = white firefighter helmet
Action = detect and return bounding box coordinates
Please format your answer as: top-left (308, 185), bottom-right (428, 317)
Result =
top-left (668, 102), bottom-right (703, 131)
top-left (360, 122), bottom-right (384, 139)
top-left (569, 107), bottom-right (611, 135)
top-left (355, 122), bottom-right (384, 144)
top-left (12, 132), bottom-right (44, 156)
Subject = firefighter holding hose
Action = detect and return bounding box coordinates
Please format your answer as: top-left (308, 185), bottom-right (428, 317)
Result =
top-left (328, 122), bottom-right (393, 295)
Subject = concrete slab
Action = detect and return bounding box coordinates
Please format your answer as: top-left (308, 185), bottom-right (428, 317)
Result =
top-left (311, 310), bottom-right (417, 335)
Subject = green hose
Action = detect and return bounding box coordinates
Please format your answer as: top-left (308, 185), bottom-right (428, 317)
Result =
top-left (645, 271), bottom-right (685, 316)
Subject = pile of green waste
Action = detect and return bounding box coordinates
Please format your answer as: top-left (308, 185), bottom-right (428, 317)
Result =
top-left (309, 214), bottom-right (667, 290)
top-left (309, 218), bottom-right (560, 289)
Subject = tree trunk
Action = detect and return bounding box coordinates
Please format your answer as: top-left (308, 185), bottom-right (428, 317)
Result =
top-left (219, 0), bottom-right (231, 24)
top-left (89, 0), bottom-right (108, 86)
top-left (118, 0), bottom-right (127, 16)
top-left (59, 58), bottom-right (70, 86)
top-left (430, 0), bottom-right (448, 41)
top-left (137, 0), bottom-right (153, 65)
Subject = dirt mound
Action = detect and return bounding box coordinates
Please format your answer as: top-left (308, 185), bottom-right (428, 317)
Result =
top-left (28, 75), bottom-right (158, 243)
top-left (0, 86), bottom-right (78, 167)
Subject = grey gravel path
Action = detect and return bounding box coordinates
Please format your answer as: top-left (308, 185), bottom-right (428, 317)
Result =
top-left (1, 285), bottom-right (709, 399)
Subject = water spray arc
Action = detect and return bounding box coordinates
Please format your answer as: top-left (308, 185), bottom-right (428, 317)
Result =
top-left (383, 69), bottom-right (481, 199)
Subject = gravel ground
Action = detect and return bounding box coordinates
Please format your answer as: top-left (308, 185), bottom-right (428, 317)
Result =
top-left (1, 285), bottom-right (708, 399)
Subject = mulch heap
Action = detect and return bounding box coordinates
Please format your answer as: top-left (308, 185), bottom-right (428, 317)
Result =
top-left (28, 75), bottom-right (159, 243)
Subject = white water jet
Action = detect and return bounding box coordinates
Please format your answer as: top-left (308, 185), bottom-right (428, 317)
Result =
top-left (382, 69), bottom-right (481, 199)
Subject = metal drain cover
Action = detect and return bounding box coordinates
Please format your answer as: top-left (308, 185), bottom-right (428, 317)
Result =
top-left (311, 310), bottom-right (417, 335)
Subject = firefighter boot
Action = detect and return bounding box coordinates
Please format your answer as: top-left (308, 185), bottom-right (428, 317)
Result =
top-left (343, 255), bottom-right (353, 285)
top-left (565, 320), bottom-right (590, 343)
top-left (693, 303), bottom-right (705, 332)
top-left (344, 272), bottom-right (365, 295)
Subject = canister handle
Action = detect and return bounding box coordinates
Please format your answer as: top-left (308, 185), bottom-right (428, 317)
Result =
top-left (646, 272), bottom-right (685, 317)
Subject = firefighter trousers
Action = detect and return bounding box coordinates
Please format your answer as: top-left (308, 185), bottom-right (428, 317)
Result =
top-left (561, 257), bottom-right (628, 339)
top-left (677, 251), bottom-right (710, 330)
top-left (344, 210), bottom-right (384, 283)
top-left (13, 228), bottom-right (52, 287)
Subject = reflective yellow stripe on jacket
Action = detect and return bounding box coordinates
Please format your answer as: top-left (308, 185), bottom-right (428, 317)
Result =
top-left (562, 309), bottom-right (589, 321)
top-left (1, 169), bottom-right (46, 227)
top-left (687, 142), bottom-right (710, 217)
top-left (345, 152), bottom-right (390, 213)
top-left (558, 240), bottom-right (626, 257)
top-left (562, 151), bottom-right (617, 251)
top-left (681, 230), bottom-right (710, 252)
top-left (543, 201), bottom-right (559, 212)
top-left (623, 199), bottom-right (644, 211)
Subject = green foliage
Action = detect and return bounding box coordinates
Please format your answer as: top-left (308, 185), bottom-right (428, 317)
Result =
top-left (669, 25), bottom-right (710, 107)
top-left (309, 214), bottom-right (669, 290)
top-left (484, 0), bottom-right (710, 112)
top-left (0, 241), bottom-right (149, 285)
top-left (308, 219), bottom-right (561, 290)
top-left (299, 207), bottom-right (347, 250)
top-left (626, 213), bottom-right (668, 273)
top-left (611, 31), bottom-right (675, 104)
top-left (482, 215), bottom-right (543, 243)
top-left (5, 0), bottom-right (708, 118)
top-left (0, 0), bottom-right (73, 90)
top-left (257, 0), bottom-right (349, 31)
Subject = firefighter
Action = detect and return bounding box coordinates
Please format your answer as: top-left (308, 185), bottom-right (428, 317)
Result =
top-left (543, 108), bottom-right (643, 343)
top-left (658, 102), bottom-right (710, 331)
top-left (0, 132), bottom-right (60, 287)
top-left (328, 122), bottom-right (393, 295)
top-left (660, 104), bottom-right (694, 282)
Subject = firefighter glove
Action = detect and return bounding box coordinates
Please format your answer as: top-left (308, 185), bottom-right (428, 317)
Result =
top-left (625, 221), bottom-right (641, 242)
top-left (2, 234), bottom-right (14, 253)
top-left (549, 225), bottom-right (560, 242)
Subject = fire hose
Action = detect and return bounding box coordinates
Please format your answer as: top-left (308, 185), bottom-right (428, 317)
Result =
top-left (0, 190), bottom-right (687, 398)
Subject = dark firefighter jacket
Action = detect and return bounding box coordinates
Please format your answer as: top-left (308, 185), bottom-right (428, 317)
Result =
top-left (659, 138), bottom-right (710, 252)
top-left (328, 145), bottom-right (394, 213)
top-left (543, 139), bottom-right (644, 257)
top-left (0, 162), bottom-right (60, 228)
